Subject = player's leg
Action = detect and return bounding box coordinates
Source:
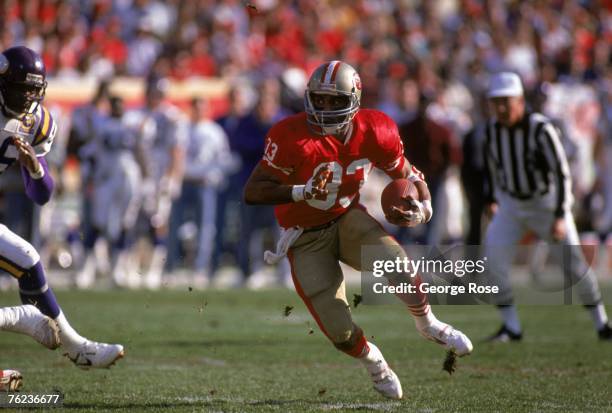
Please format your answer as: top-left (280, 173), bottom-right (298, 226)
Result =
top-left (194, 186), bottom-right (217, 285)
top-left (144, 220), bottom-right (168, 290)
top-left (0, 305), bottom-right (60, 349)
top-left (109, 165), bottom-right (141, 288)
top-left (76, 175), bottom-right (119, 289)
top-left (74, 225), bottom-right (99, 289)
top-left (528, 211), bottom-right (611, 339)
top-left (0, 369), bottom-right (22, 391)
top-left (338, 207), bottom-right (472, 355)
top-left (482, 207), bottom-right (524, 341)
top-left (288, 228), bottom-right (402, 399)
top-left (0, 224), bottom-right (124, 367)
top-left (165, 182), bottom-right (193, 275)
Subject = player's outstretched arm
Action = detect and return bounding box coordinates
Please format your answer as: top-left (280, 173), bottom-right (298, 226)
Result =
top-left (244, 164), bottom-right (295, 205)
top-left (244, 163), bottom-right (332, 205)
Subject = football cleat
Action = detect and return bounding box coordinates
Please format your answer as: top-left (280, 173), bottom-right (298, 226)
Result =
top-left (419, 321), bottom-right (473, 356)
top-left (0, 370), bottom-right (23, 391)
top-left (0, 305), bottom-right (60, 349)
top-left (485, 325), bottom-right (523, 343)
top-left (64, 341), bottom-right (124, 369)
top-left (362, 343), bottom-right (403, 400)
top-left (598, 323), bottom-right (612, 341)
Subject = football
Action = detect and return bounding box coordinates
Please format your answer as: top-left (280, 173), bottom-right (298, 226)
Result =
top-left (381, 178), bottom-right (420, 222)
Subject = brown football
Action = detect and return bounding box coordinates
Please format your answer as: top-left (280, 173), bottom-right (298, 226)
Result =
top-left (381, 178), bottom-right (420, 223)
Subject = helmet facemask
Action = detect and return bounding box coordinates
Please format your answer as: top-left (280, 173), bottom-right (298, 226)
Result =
top-left (305, 90), bottom-right (359, 136)
top-left (0, 79), bottom-right (46, 118)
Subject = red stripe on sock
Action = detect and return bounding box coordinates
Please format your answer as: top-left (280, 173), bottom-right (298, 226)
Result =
top-left (346, 331), bottom-right (369, 358)
top-left (409, 305), bottom-right (431, 316)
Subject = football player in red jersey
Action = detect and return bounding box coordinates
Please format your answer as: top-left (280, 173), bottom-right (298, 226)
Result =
top-left (244, 61), bottom-right (473, 399)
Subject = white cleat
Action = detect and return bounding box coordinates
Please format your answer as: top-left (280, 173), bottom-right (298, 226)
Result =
top-left (419, 321), bottom-right (473, 356)
top-left (0, 305), bottom-right (60, 350)
top-left (64, 341), bottom-right (124, 369)
top-left (0, 370), bottom-right (23, 391)
top-left (362, 343), bottom-right (403, 400)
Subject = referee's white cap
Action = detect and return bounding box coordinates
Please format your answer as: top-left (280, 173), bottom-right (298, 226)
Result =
top-left (487, 72), bottom-right (524, 98)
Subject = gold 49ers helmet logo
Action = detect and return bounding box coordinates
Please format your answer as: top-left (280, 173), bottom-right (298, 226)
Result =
top-left (20, 113), bottom-right (35, 132)
top-left (353, 72), bottom-right (362, 91)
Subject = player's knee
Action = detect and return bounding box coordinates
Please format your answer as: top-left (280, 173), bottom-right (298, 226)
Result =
top-left (331, 330), bottom-right (354, 348)
top-left (333, 326), bottom-right (365, 355)
top-left (20, 247), bottom-right (40, 270)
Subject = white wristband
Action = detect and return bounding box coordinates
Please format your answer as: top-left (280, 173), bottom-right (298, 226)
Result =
top-left (29, 164), bottom-right (45, 179)
top-left (291, 185), bottom-right (305, 202)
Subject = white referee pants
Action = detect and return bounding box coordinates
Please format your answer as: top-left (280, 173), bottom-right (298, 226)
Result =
top-left (484, 203), bottom-right (602, 305)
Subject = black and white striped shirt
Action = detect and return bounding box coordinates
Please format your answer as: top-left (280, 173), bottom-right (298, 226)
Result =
top-left (484, 112), bottom-right (572, 217)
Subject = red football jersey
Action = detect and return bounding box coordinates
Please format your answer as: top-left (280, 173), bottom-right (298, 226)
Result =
top-left (260, 109), bottom-right (406, 228)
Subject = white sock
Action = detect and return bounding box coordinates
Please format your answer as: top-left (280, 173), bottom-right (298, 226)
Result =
top-left (499, 306), bottom-right (521, 334)
top-left (588, 304), bottom-right (609, 330)
top-left (412, 306), bottom-right (440, 331)
top-left (54, 311), bottom-right (87, 351)
top-left (0, 307), bottom-right (8, 328)
top-left (359, 342), bottom-right (385, 373)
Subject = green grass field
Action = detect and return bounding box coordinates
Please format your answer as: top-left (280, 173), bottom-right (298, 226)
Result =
top-left (1, 288), bottom-right (611, 412)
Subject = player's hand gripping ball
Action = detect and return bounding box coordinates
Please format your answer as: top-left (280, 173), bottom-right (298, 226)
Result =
top-left (381, 178), bottom-right (422, 227)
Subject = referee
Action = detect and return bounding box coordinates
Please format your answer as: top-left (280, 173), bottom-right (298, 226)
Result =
top-left (482, 72), bottom-right (611, 342)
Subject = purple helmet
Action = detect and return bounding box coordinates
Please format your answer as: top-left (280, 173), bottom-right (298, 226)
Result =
top-left (0, 46), bottom-right (47, 118)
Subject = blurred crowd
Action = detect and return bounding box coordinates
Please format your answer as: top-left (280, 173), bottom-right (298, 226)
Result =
top-left (0, 0), bottom-right (610, 289)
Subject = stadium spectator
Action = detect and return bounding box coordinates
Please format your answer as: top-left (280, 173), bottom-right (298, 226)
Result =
top-left (166, 97), bottom-right (237, 287)
top-left (126, 19), bottom-right (162, 77)
top-left (398, 92), bottom-right (462, 244)
top-left (77, 96), bottom-right (141, 289)
top-left (212, 83), bottom-right (251, 276)
top-left (68, 81), bottom-right (111, 287)
top-left (232, 79), bottom-right (290, 286)
top-left (123, 79), bottom-right (187, 289)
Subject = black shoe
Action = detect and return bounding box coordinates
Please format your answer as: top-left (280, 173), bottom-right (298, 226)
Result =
top-left (485, 325), bottom-right (522, 342)
top-left (598, 323), bottom-right (612, 341)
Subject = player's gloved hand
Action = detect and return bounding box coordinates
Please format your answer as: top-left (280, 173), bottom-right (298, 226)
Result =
top-left (386, 199), bottom-right (432, 227)
top-left (12, 137), bottom-right (43, 178)
top-left (292, 165), bottom-right (332, 202)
